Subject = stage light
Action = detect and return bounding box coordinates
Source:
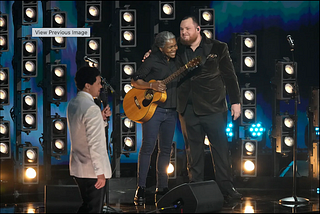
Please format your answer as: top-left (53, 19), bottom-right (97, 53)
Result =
top-left (120, 9), bottom-right (136, 47)
top-left (86, 37), bottom-right (101, 55)
top-left (226, 122), bottom-right (234, 138)
top-left (19, 92), bottom-right (37, 132)
top-left (163, 4), bottom-right (173, 15)
top-left (123, 84), bottom-right (132, 93)
top-left (0, 89), bottom-right (8, 105)
top-left (247, 123), bottom-right (265, 139)
top-left (48, 64), bottom-right (67, 104)
top-left (85, 37), bottom-right (101, 70)
top-left (203, 29), bottom-right (213, 39)
top-left (233, 34), bottom-right (257, 73)
top-left (274, 60), bottom-right (297, 100)
top-left (0, 67), bottom-right (9, 105)
top-left (85, 1), bottom-right (101, 22)
top-left (123, 31), bottom-right (134, 41)
top-left (50, 11), bottom-right (67, 50)
top-left (120, 62), bottom-right (136, 100)
top-left (274, 115), bottom-right (295, 154)
top-left (0, 15), bottom-right (7, 29)
top-left (53, 13), bottom-right (64, 26)
top-left (241, 201), bottom-right (256, 213)
top-left (0, 119), bottom-right (11, 159)
top-left (120, 116), bottom-right (136, 153)
top-left (167, 163), bottom-right (174, 174)
top-left (241, 139), bottom-right (257, 177)
top-left (21, 39), bottom-right (37, 78)
top-left (159, 1), bottom-right (175, 21)
top-left (0, 36), bottom-right (7, 51)
top-left (88, 40), bottom-right (99, 51)
top-left (124, 117), bottom-right (134, 129)
top-left (50, 115), bottom-right (67, 157)
top-left (168, 141), bottom-right (177, 179)
top-left (0, 143), bottom-right (8, 155)
top-left (199, 9), bottom-right (214, 26)
top-left (159, 1), bottom-right (175, 20)
top-left (199, 8), bottom-right (215, 39)
top-left (240, 87), bottom-right (256, 126)
top-left (0, 13), bottom-right (8, 52)
top-left (22, 146), bottom-right (39, 184)
top-left (22, 1), bottom-right (38, 25)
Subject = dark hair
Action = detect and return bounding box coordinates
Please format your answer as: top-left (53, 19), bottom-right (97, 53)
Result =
top-left (151, 31), bottom-right (176, 52)
top-left (75, 66), bottom-right (101, 91)
top-left (181, 15), bottom-right (200, 26)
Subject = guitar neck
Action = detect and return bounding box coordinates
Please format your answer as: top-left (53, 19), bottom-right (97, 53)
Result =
top-left (162, 65), bottom-right (187, 85)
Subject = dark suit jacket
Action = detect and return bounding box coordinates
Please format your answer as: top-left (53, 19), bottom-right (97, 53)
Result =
top-left (176, 35), bottom-right (241, 115)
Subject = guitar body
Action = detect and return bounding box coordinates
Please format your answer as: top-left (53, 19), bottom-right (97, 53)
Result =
top-left (123, 80), bottom-right (167, 123)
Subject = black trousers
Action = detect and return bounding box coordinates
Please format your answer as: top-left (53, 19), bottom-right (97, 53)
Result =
top-left (179, 104), bottom-right (234, 193)
top-left (73, 177), bottom-right (107, 213)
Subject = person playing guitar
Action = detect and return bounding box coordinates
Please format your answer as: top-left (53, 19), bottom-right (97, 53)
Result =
top-left (131, 31), bottom-right (179, 206)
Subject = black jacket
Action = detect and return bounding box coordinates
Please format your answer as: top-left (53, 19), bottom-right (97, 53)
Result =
top-left (176, 35), bottom-right (241, 115)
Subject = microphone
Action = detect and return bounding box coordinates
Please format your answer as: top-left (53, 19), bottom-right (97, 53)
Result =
top-left (84, 56), bottom-right (98, 65)
top-left (101, 77), bottom-right (116, 94)
top-left (99, 89), bottom-right (108, 108)
top-left (287, 35), bottom-right (294, 49)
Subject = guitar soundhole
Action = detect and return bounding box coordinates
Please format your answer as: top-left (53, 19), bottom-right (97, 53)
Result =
top-left (144, 90), bottom-right (154, 100)
top-left (143, 90), bottom-right (153, 107)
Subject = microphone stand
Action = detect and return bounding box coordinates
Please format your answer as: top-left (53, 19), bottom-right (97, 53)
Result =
top-left (279, 37), bottom-right (309, 207)
top-left (99, 79), bottom-right (122, 213)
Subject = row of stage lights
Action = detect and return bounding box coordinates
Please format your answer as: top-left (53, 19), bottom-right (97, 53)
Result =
top-left (76, 1), bottom-right (139, 165)
top-left (0, 13), bottom-right (8, 52)
top-left (271, 60), bottom-right (297, 155)
top-left (0, 9), bottom-right (10, 162)
top-left (232, 32), bottom-right (258, 177)
top-left (0, 1), bottom-right (71, 184)
top-left (43, 3), bottom-right (69, 165)
top-left (0, 10), bottom-right (9, 162)
top-left (229, 32), bottom-right (304, 178)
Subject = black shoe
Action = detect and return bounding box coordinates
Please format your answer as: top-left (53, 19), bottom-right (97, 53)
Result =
top-left (223, 187), bottom-right (243, 201)
top-left (155, 187), bottom-right (170, 204)
top-left (134, 186), bottom-right (145, 206)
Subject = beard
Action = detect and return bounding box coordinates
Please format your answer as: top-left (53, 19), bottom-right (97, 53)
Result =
top-left (180, 33), bottom-right (198, 46)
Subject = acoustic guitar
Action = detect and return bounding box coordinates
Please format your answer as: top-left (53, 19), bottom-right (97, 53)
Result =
top-left (123, 56), bottom-right (201, 123)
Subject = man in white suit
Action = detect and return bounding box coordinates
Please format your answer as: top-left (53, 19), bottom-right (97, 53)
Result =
top-left (67, 66), bottom-right (112, 213)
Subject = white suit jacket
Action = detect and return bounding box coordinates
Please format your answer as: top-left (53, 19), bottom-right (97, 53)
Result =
top-left (67, 91), bottom-right (112, 179)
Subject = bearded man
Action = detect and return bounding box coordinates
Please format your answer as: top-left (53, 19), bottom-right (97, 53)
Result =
top-left (175, 16), bottom-right (243, 201)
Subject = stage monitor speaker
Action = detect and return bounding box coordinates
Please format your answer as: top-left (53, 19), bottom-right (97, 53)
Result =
top-left (156, 180), bottom-right (224, 213)
top-left (45, 185), bottom-right (82, 213)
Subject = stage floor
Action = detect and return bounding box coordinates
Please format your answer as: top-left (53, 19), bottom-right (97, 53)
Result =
top-left (0, 177), bottom-right (319, 213)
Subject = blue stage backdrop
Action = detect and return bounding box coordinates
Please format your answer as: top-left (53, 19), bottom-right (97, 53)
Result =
top-left (1, 1), bottom-right (319, 165)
